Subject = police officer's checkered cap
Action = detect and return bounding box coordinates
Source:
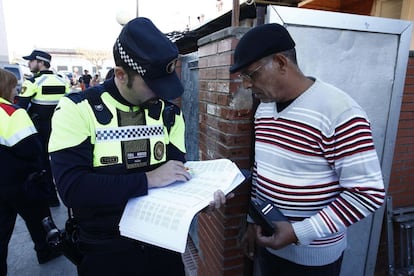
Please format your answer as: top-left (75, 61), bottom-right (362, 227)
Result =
top-left (115, 17), bottom-right (184, 100)
top-left (116, 39), bottom-right (146, 76)
top-left (117, 17), bottom-right (178, 79)
top-left (23, 50), bottom-right (52, 64)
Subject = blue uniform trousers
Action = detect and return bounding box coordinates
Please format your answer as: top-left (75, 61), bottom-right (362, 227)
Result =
top-left (77, 238), bottom-right (185, 276)
top-left (0, 197), bottom-right (52, 275)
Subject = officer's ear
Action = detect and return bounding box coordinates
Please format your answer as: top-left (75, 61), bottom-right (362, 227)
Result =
top-left (114, 67), bottom-right (126, 82)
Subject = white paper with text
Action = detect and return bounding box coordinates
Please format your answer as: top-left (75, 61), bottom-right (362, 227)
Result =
top-left (119, 159), bottom-right (245, 253)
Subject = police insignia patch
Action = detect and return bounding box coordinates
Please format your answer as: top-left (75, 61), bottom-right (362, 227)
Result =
top-left (154, 141), bottom-right (164, 161)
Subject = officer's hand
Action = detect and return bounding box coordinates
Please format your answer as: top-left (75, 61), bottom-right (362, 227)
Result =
top-left (204, 190), bottom-right (234, 212)
top-left (146, 160), bottom-right (191, 188)
top-left (241, 223), bottom-right (256, 260)
top-left (254, 221), bottom-right (298, 250)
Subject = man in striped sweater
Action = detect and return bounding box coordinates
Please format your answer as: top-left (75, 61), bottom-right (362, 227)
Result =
top-left (230, 24), bottom-right (385, 275)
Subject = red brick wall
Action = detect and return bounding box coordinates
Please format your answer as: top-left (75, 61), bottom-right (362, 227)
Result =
top-left (388, 54), bottom-right (414, 206)
top-left (375, 52), bottom-right (414, 275)
top-left (197, 36), bottom-right (252, 167)
top-left (196, 28), bottom-right (254, 276)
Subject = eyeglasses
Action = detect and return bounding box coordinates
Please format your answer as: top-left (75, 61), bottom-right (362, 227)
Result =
top-left (238, 63), bottom-right (265, 82)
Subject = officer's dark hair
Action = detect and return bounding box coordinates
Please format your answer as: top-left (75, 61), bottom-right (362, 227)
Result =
top-left (113, 42), bottom-right (137, 89)
top-left (105, 68), bottom-right (114, 80)
top-left (37, 59), bottom-right (51, 69)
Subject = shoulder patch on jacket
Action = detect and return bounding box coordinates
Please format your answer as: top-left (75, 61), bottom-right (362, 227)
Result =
top-left (162, 100), bottom-right (181, 133)
top-left (84, 87), bottom-right (113, 125)
top-left (66, 91), bottom-right (87, 103)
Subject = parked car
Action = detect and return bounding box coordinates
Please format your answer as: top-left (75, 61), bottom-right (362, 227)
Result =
top-left (0, 62), bottom-right (32, 94)
top-left (57, 70), bottom-right (76, 86)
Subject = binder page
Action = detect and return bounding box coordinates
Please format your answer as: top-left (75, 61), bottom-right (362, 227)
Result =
top-left (119, 159), bottom-right (245, 253)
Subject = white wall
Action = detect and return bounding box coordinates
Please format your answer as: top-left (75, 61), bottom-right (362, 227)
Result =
top-left (0, 0), bottom-right (10, 62)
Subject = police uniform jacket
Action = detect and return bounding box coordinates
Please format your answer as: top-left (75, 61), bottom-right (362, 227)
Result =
top-left (16, 70), bottom-right (70, 119)
top-left (48, 78), bottom-right (186, 237)
top-left (0, 97), bottom-right (42, 198)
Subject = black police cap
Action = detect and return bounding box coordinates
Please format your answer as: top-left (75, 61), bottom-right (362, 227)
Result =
top-left (116, 17), bottom-right (183, 100)
top-left (23, 50), bottom-right (52, 63)
top-left (230, 23), bottom-right (295, 73)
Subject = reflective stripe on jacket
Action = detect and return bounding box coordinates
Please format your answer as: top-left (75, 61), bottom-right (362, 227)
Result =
top-left (0, 97), bottom-right (37, 147)
top-left (49, 90), bottom-right (186, 169)
top-left (20, 71), bottom-right (70, 106)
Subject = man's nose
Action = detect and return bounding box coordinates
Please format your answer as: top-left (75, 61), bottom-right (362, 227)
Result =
top-left (241, 78), bottom-right (253, 89)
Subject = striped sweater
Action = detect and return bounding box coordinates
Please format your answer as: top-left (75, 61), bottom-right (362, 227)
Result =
top-left (252, 78), bottom-right (385, 266)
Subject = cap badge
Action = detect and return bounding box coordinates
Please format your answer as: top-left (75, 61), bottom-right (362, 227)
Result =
top-left (166, 58), bottom-right (178, 74)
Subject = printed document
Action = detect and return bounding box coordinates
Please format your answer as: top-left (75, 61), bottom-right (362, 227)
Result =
top-left (119, 159), bottom-right (245, 253)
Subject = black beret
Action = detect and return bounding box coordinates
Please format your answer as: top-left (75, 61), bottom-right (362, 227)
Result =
top-left (23, 50), bottom-right (51, 63)
top-left (116, 17), bottom-right (183, 100)
top-left (230, 23), bottom-right (295, 73)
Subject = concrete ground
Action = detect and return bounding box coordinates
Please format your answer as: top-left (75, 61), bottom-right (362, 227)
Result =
top-left (7, 200), bottom-right (197, 276)
top-left (7, 202), bottom-right (77, 276)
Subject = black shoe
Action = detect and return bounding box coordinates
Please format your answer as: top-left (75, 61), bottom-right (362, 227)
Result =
top-left (37, 248), bottom-right (62, 264)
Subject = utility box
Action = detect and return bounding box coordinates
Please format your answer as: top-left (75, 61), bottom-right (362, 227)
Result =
top-left (266, 6), bottom-right (412, 276)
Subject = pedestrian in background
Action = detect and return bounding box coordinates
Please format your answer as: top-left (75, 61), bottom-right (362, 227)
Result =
top-left (230, 23), bottom-right (385, 276)
top-left (15, 50), bottom-right (70, 207)
top-left (90, 74), bottom-right (100, 87)
top-left (0, 68), bottom-right (61, 276)
top-left (78, 69), bottom-right (92, 90)
top-left (48, 17), bottom-right (231, 275)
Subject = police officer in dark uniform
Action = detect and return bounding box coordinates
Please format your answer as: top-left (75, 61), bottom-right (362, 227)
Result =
top-left (0, 69), bottom-right (61, 276)
top-left (48, 18), bottom-right (230, 275)
top-left (15, 50), bottom-right (70, 207)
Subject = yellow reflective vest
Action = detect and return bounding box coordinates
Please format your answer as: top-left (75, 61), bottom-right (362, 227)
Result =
top-left (0, 97), bottom-right (38, 147)
top-left (20, 71), bottom-right (70, 106)
top-left (49, 89), bottom-right (186, 169)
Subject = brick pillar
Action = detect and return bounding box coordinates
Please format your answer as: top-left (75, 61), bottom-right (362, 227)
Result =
top-left (195, 27), bottom-right (253, 276)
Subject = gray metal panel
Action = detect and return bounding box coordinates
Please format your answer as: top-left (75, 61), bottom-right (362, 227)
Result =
top-left (180, 52), bottom-right (200, 253)
top-left (180, 52), bottom-right (199, 162)
top-left (266, 6), bottom-right (412, 276)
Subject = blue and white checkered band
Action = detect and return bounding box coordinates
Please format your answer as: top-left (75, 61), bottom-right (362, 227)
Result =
top-left (117, 39), bottom-right (147, 76)
top-left (95, 125), bottom-right (164, 142)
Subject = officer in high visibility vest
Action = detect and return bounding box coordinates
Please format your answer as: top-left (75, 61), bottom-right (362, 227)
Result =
top-left (15, 50), bottom-right (70, 207)
top-left (48, 17), bottom-right (230, 275)
top-left (0, 69), bottom-right (61, 275)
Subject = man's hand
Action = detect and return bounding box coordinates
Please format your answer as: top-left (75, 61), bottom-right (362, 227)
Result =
top-left (241, 223), bottom-right (256, 260)
top-left (254, 221), bottom-right (298, 250)
top-left (146, 160), bottom-right (191, 188)
top-left (204, 190), bottom-right (234, 212)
